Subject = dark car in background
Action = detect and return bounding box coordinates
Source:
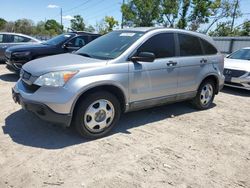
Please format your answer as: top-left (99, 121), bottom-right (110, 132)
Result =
top-left (0, 32), bottom-right (41, 62)
top-left (5, 31), bottom-right (100, 73)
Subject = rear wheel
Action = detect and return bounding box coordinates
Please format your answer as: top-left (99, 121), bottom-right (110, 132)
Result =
top-left (74, 91), bottom-right (121, 138)
top-left (192, 80), bottom-right (215, 110)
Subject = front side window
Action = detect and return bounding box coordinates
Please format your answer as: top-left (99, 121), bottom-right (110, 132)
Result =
top-left (178, 34), bottom-right (203, 56)
top-left (76, 31), bottom-right (144, 60)
top-left (68, 36), bottom-right (87, 47)
top-left (201, 39), bottom-right (217, 55)
top-left (137, 33), bottom-right (175, 58)
top-left (228, 49), bottom-right (250, 61)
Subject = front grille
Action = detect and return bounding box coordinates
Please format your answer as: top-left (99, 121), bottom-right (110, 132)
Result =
top-left (223, 69), bottom-right (247, 77)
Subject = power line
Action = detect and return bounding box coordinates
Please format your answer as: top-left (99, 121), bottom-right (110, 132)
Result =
top-left (63, 0), bottom-right (91, 14)
top-left (84, 3), bottom-right (120, 20)
top-left (66, 0), bottom-right (104, 16)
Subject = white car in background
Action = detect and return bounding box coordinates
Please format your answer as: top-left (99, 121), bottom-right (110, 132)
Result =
top-left (224, 47), bottom-right (250, 90)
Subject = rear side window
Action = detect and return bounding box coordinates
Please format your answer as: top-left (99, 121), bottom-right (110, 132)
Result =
top-left (0, 34), bottom-right (3, 43)
top-left (5, 35), bottom-right (14, 43)
top-left (14, 35), bottom-right (31, 42)
top-left (137, 33), bottom-right (175, 58)
top-left (201, 39), bottom-right (217, 55)
top-left (178, 34), bottom-right (203, 56)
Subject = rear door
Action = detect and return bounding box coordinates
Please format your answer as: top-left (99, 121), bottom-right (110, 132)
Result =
top-left (129, 32), bottom-right (179, 102)
top-left (176, 33), bottom-right (209, 94)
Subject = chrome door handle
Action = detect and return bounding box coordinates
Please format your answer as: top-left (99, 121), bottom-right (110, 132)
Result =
top-left (166, 61), bottom-right (177, 66)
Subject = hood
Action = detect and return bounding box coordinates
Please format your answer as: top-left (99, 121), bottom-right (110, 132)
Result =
top-left (224, 58), bottom-right (250, 72)
top-left (7, 43), bottom-right (51, 52)
top-left (23, 53), bottom-right (107, 76)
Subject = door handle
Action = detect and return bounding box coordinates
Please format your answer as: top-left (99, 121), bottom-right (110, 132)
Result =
top-left (200, 58), bottom-right (208, 63)
top-left (166, 61), bottom-right (177, 67)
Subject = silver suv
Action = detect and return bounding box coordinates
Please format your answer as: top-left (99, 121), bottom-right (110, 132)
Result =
top-left (12, 28), bottom-right (225, 138)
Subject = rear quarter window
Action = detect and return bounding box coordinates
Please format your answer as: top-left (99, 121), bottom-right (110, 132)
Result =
top-left (178, 33), bottom-right (203, 56)
top-left (200, 39), bottom-right (217, 55)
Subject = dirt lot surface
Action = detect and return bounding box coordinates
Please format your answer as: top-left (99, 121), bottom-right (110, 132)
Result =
top-left (0, 64), bottom-right (249, 188)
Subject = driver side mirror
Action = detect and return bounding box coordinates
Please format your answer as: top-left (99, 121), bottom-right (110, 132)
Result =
top-left (130, 52), bottom-right (155, 62)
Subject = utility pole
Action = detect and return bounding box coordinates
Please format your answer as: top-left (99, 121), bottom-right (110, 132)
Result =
top-left (231, 0), bottom-right (239, 32)
top-left (121, 0), bottom-right (125, 28)
top-left (60, 8), bottom-right (63, 32)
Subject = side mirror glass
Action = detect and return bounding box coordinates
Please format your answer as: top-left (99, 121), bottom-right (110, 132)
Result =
top-left (130, 52), bottom-right (155, 62)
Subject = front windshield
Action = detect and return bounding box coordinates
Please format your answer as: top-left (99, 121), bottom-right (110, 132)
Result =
top-left (228, 49), bottom-right (250, 61)
top-left (76, 31), bottom-right (144, 60)
top-left (43, 33), bottom-right (74, 45)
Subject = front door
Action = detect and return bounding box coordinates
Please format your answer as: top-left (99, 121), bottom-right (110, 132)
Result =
top-left (129, 33), bottom-right (179, 103)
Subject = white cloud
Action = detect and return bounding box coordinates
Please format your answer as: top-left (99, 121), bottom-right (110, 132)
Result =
top-left (62, 15), bottom-right (74, 20)
top-left (47, 4), bottom-right (59, 8)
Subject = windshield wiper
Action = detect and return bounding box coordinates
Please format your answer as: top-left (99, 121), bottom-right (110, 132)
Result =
top-left (77, 53), bottom-right (92, 58)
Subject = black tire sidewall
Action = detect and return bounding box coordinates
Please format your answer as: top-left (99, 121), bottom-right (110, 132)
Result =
top-left (194, 80), bottom-right (216, 110)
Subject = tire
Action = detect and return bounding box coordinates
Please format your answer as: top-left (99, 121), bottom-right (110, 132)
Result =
top-left (192, 79), bottom-right (216, 110)
top-left (73, 91), bottom-right (121, 139)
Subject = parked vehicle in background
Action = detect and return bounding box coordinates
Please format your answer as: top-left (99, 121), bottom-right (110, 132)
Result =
top-left (5, 31), bottom-right (101, 73)
top-left (224, 47), bottom-right (250, 90)
top-left (0, 32), bottom-right (40, 62)
top-left (12, 27), bottom-right (224, 138)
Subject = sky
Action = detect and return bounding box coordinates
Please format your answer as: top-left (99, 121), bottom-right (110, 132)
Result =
top-left (0, 0), bottom-right (249, 31)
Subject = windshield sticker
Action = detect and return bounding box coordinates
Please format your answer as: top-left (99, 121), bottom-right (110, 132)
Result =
top-left (64, 34), bottom-right (71, 38)
top-left (120, 33), bottom-right (136, 37)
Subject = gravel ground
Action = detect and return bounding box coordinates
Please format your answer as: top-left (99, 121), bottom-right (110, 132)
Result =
top-left (0, 64), bottom-right (249, 188)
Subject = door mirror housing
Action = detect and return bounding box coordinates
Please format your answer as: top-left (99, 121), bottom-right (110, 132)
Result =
top-left (130, 52), bottom-right (155, 62)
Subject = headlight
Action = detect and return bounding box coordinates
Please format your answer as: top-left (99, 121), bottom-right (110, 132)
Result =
top-left (12, 51), bottom-right (31, 57)
top-left (34, 71), bottom-right (78, 87)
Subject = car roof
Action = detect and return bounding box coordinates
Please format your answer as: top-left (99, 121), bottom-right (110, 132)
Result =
top-left (0, 32), bottom-right (41, 42)
top-left (69, 31), bottom-right (101, 36)
top-left (116, 27), bottom-right (215, 45)
top-left (242, 47), bottom-right (250, 49)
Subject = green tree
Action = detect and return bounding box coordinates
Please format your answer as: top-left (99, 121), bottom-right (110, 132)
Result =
top-left (205, 0), bottom-right (241, 34)
top-left (14, 19), bottom-right (35, 35)
top-left (70, 15), bottom-right (85, 31)
top-left (45, 19), bottom-right (62, 36)
top-left (189, 0), bottom-right (212, 31)
top-left (3, 21), bottom-right (15, 32)
top-left (176, 0), bottom-right (191, 29)
top-left (159, 0), bottom-right (180, 27)
top-left (209, 21), bottom-right (240, 36)
top-left (0, 18), bottom-right (7, 30)
top-left (104, 16), bottom-right (118, 32)
top-left (84, 25), bottom-right (95, 32)
top-left (239, 20), bottom-right (250, 36)
top-left (121, 0), bottom-right (161, 27)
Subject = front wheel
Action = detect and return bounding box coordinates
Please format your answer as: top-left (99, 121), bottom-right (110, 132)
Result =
top-left (73, 91), bottom-right (121, 139)
top-left (192, 80), bottom-right (215, 110)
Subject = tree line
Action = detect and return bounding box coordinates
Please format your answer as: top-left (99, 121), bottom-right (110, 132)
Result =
top-left (0, 15), bottom-right (119, 37)
top-left (121, 0), bottom-right (249, 36)
top-left (0, 0), bottom-right (249, 37)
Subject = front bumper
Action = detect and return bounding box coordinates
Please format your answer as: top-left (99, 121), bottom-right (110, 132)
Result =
top-left (12, 84), bottom-right (73, 126)
top-left (224, 77), bottom-right (250, 90)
